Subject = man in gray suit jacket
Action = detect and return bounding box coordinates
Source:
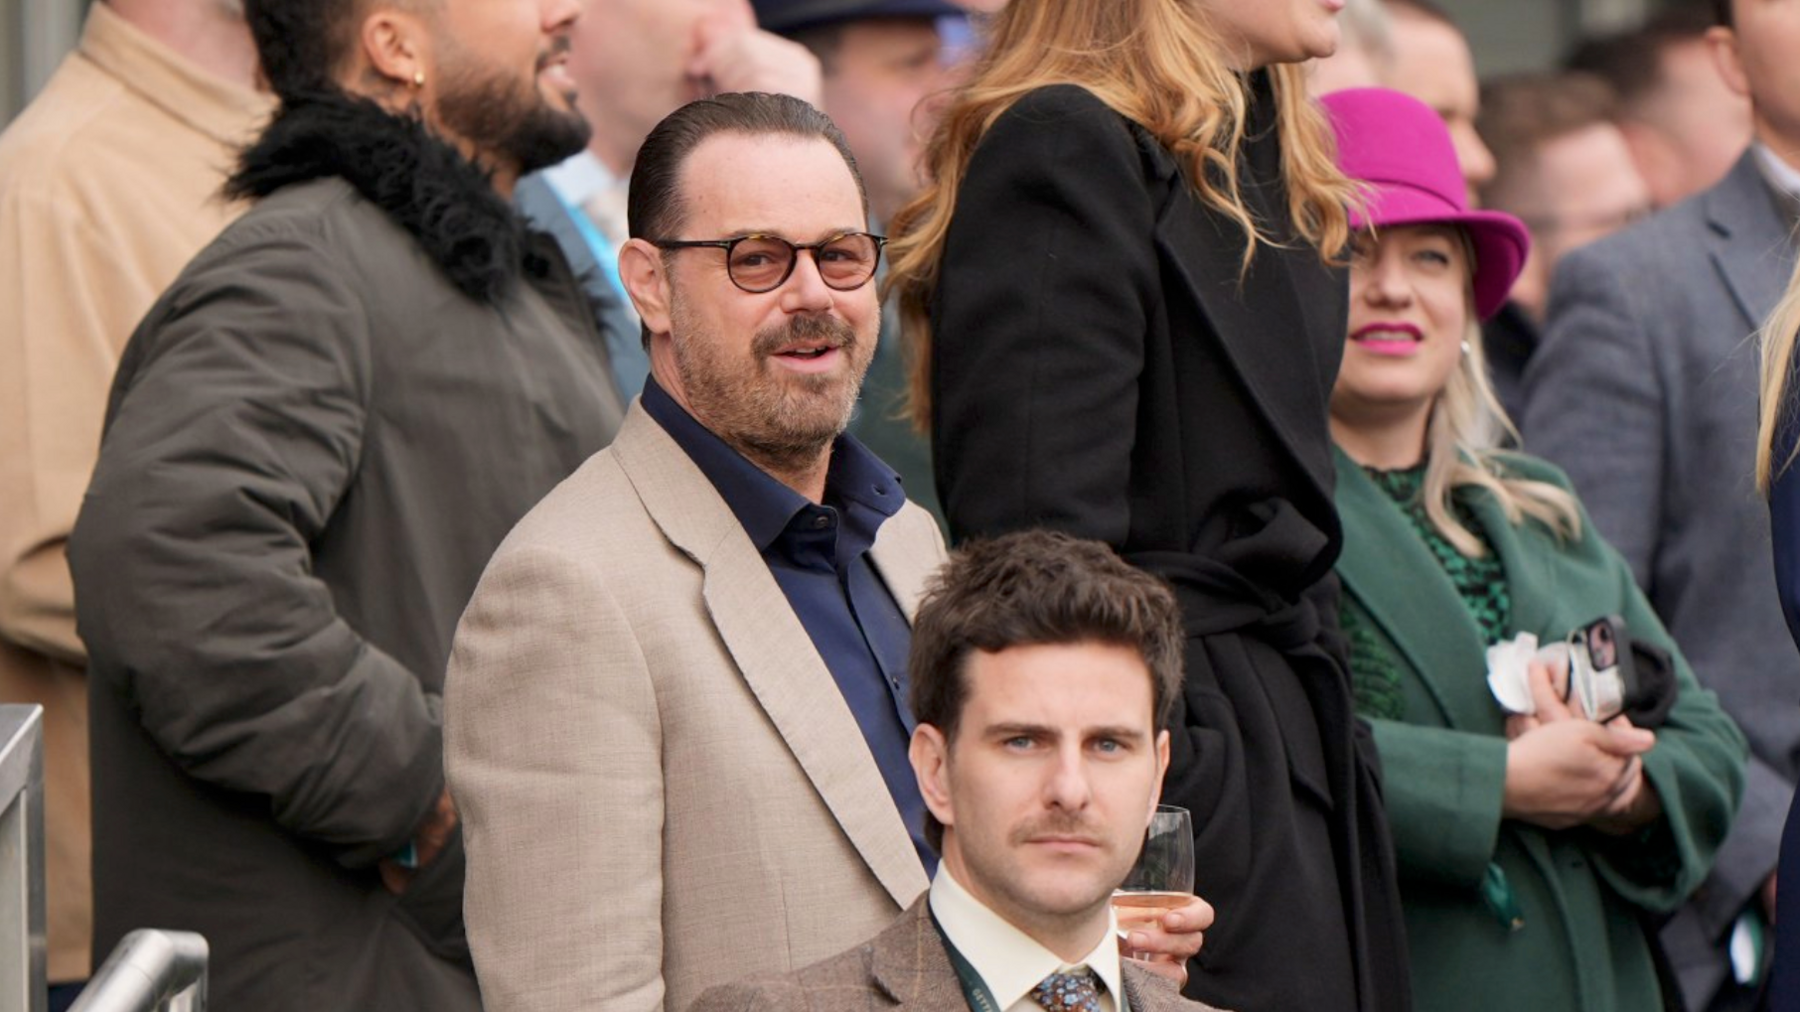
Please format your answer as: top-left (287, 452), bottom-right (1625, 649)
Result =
top-left (691, 532), bottom-right (1219, 1012)
top-left (1521, 2), bottom-right (1795, 1006)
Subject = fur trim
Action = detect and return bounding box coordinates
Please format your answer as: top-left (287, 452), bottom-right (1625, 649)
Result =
top-left (227, 90), bottom-right (548, 302)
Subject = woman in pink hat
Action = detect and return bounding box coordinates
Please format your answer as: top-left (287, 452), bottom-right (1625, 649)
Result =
top-left (1323, 86), bottom-right (1745, 1011)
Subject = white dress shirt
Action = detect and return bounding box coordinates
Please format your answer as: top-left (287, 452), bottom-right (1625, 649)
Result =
top-left (928, 864), bottom-right (1125, 1012)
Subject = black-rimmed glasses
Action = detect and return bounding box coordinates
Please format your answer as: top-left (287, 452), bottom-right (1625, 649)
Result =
top-left (651, 231), bottom-right (887, 294)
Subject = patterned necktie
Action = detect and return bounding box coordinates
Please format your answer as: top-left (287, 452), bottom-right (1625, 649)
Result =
top-left (1032, 969), bottom-right (1104, 1011)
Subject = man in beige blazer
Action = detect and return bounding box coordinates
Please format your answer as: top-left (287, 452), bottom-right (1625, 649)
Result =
top-left (448, 91), bottom-right (1208, 1012)
top-left (445, 93), bottom-right (944, 1012)
top-left (690, 532), bottom-right (1222, 1012)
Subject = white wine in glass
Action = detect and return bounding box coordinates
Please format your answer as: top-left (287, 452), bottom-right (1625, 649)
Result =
top-left (1112, 804), bottom-right (1196, 958)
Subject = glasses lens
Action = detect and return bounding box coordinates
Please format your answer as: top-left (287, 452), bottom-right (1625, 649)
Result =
top-left (817, 234), bottom-right (879, 290)
top-left (727, 237), bottom-right (795, 292)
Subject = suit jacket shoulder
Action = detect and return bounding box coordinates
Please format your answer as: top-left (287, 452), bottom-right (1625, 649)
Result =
top-left (686, 897), bottom-right (1226, 1012)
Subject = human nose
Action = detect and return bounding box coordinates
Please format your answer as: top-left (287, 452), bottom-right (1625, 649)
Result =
top-left (1358, 256), bottom-right (1411, 308)
top-left (545, 0), bottom-right (581, 32)
top-left (1042, 743), bottom-right (1094, 812)
top-left (777, 248), bottom-right (836, 313)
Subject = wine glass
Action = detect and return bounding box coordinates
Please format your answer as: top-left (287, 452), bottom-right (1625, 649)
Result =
top-left (1112, 805), bottom-right (1196, 959)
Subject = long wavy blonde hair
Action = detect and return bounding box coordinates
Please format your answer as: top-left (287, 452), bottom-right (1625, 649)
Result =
top-left (883, 0), bottom-right (1356, 431)
top-left (1757, 257), bottom-right (1800, 493)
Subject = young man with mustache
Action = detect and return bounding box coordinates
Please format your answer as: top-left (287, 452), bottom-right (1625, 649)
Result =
top-left (692, 530), bottom-right (1223, 1012)
top-left (66, 0), bottom-right (625, 1007)
top-left (445, 92), bottom-right (1209, 1012)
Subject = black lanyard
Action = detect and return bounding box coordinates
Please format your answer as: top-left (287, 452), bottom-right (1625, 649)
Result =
top-left (927, 906), bottom-right (1129, 1012)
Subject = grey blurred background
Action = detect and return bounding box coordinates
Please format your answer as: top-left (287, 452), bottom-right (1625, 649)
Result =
top-left (0, 0), bottom-right (1713, 127)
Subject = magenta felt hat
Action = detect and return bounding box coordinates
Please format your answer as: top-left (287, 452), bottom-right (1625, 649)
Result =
top-left (1321, 87), bottom-right (1530, 320)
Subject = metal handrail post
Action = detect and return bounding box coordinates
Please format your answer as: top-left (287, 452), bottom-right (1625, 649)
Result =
top-left (0, 704), bottom-right (46, 1012)
top-left (69, 930), bottom-right (208, 1012)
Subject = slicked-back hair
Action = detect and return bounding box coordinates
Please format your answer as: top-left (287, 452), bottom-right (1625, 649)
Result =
top-left (627, 91), bottom-right (869, 244)
top-left (1717, 0), bottom-right (1733, 27)
top-left (244, 0), bottom-right (363, 101)
top-left (908, 530), bottom-right (1184, 852)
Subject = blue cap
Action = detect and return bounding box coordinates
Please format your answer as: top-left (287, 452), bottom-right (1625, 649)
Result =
top-left (752, 0), bottom-right (968, 35)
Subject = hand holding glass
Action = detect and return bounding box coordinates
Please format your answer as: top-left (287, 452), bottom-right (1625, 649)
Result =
top-left (1112, 805), bottom-right (1196, 960)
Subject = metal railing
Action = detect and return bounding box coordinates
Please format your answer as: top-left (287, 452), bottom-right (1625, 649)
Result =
top-left (0, 704), bottom-right (46, 1012)
top-left (69, 930), bottom-right (207, 1012)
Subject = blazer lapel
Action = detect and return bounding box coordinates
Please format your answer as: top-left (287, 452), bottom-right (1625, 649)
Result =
top-left (870, 897), bottom-right (965, 1010)
top-left (1332, 452), bottom-right (1497, 731)
top-left (612, 407), bottom-right (929, 909)
top-left (1152, 165), bottom-right (1344, 505)
top-left (1705, 152), bottom-right (1797, 331)
top-left (1465, 476), bottom-right (1560, 645)
top-left (868, 516), bottom-right (938, 626)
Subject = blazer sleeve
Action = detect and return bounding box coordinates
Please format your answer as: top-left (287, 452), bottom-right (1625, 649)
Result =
top-left (1522, 244), bottom-right (1664, 584)
top-left (446, 536), bottom-right (666, 1012)
top-left (1587, 529), bottom-right (1747, 911)
top-left (67, 228), bottom-right (444, 867)
top-left (929, 85), bottom-right (1159, 545)
top-left (1367, 717), bottom-right (1509, 889)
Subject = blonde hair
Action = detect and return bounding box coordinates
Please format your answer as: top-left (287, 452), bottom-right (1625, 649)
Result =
top-left (884, 0), bottom-right (1356, 430)
top-left (1757, 256), bottom-right (1800, 493)
top-left (1421, 312), bottom-right (1583, 556)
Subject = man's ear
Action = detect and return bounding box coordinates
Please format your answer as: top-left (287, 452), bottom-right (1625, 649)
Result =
top-left (620, 238), bottom-right (673, 336)
top-left (910, 724), bottom-right (955, 831)
top-left (1149, 729), bottom-right (1171, 814)
top-left (358, 8), bottom-right (430, 93)
top-left (1706, 25), bottom-right (1751, 100)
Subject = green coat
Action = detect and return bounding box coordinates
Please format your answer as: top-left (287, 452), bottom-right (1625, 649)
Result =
top-left (1334, 449), bottom-right (1746, 1012)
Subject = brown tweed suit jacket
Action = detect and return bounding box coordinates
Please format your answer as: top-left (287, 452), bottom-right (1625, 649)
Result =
top-left (687, 897), bottom-right (1226, 1012)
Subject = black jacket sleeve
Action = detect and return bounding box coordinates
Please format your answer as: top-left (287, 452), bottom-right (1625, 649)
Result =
top-left (930, 85), bottom-right (1160, 545)
top-left (71, 224), bottom-right (443, 868)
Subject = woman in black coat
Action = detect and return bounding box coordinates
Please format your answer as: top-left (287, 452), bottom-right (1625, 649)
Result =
top-left (886, 2), bottom-right (1408, 1009)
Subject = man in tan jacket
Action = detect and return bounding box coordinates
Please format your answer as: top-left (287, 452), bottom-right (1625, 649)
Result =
top-left (446, 91), bottom-right (1208, 1012)
top-left (0, 0), bottom-right (267, 998)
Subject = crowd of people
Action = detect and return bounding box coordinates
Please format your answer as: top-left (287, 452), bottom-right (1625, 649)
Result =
top-left (0, 0), bottom-right (1793, 1010)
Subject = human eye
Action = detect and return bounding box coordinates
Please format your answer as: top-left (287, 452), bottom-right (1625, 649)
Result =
top-left (1412, 243), bottom-right (1454, 269)
top-left (731, 242), bottom-right (783, 268)
top-left (819, 236), bottom-right (872, 264)
top-left (1090, 735), bottom-right (1133, 756)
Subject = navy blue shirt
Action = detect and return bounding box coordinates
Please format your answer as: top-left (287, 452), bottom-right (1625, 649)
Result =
top-left (642, 377), bottom-right (933, 871)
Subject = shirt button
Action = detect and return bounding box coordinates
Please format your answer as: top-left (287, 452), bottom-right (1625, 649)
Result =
top-left (813, 514), bottom-right (833, 530)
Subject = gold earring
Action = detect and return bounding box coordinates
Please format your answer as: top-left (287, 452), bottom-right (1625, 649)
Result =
top-left (412, 69), bottom-right (425, 88)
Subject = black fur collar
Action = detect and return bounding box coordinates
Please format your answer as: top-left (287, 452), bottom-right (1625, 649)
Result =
top-left (227, 89), bottom-right (545, 302)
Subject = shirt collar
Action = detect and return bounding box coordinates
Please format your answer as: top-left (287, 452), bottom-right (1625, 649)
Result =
top-left (1754, 142), bottom-right (1800, 207)
top-left (539, 149), bottom-right (619, 208)
top-left (80, 2), bottom-right (271, 147)
top-left (640, 375), bottom-right (903, 554)
top-left (928, 863), bottom-right (1124, 1011)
